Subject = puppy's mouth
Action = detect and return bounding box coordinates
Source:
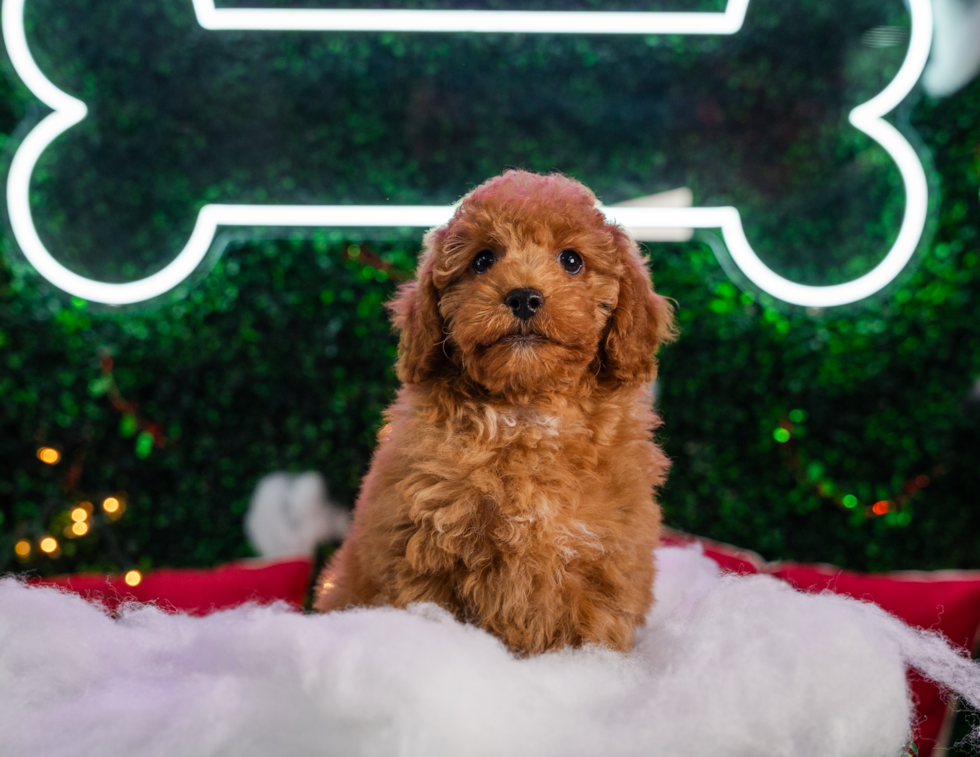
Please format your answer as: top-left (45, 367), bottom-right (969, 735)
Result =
top-left (474, 327), bottom-right (566, 352)
top-left (475, 331), bottom-right (556, 352)
top-left (499, 333), bottom-right (549, 346)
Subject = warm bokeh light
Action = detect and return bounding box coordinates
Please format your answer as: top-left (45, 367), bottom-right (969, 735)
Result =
top-left (872, 501), bottom-right (890, 516)
top-left (71, 507), bottom-right (88, 522)
top-left (124, 570), bottom-right (142, 587)
top-left (36, 447), bottom-right (60, 464)
top-left (103, 497), bottom-right (120, 513)
top-left (71, 521), bottom-right (89, 536)
top-left (14, 540), bottom-right (31, 558)
top-left (915, 474), bottom-right (930, 488)
top-left (39, 536), bottom-right (58, 554)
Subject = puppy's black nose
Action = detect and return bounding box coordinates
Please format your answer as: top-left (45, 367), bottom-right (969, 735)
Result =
top-left (504, 288), bottom-right (544, 321)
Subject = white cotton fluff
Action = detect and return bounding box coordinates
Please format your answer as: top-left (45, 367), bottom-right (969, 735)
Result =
top-left (244, 472), bottom-right (350, 558)
top-left (2, 546), bottom-right (979, 757)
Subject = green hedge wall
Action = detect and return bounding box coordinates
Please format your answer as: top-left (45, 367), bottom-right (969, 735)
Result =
top-left (1, 2), bottom-right (980, 578)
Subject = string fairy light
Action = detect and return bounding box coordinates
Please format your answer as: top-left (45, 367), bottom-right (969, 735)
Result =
top-left (15, 367), bottom-right (139, 566)
top-left (13, 360), bottom-right (153, 568)
top-left (97, 356), bottom-right (169, 455)
top-left (36, 447), bottom-right (59, 464)
top-left (16, 419), bottom-right (136, 568)
top-left (39, 536), bottom-right (58, 554)
top-left (774, 411), bottom-right (935, 523)
top-left (102, 496), bottom-right (126, 520)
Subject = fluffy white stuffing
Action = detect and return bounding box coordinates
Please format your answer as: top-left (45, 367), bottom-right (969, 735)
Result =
top-left (2, 546), bottom-right (979, 757)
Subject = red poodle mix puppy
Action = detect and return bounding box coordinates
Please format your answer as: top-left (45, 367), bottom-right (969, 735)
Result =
top-left (315, 170), bottom-right (676, 655)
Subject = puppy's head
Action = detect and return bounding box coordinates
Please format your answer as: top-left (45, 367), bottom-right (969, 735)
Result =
top-left (390, 171), bottom-right (676, 397)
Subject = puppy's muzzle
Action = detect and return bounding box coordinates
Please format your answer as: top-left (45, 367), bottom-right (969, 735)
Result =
top-left (504, 288), bottom-right (544, 321)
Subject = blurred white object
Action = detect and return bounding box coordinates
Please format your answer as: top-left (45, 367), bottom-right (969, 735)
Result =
top-left (613, 187), bottom-right (695, 242)
top-left (923, 0), bottom-right (980, 96)
top-left (245, 472), bottom-right (350, 558)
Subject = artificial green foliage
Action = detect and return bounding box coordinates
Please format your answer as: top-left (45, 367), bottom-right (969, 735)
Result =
top-left (1, 0), bottom-right (979, 580)
top-left (652, 83), bottom-right (980, 571)
top-left (0, 234), bottom-right (414, 574)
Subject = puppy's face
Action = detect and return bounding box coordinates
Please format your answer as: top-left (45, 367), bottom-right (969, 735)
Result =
top-left (434, 202), bottom-right (621, 395)
top-left (390, 171), bottom-right (676, 397)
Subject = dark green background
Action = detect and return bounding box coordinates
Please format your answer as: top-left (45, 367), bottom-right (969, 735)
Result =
top-left (1, 0), bottom-right (978, 584)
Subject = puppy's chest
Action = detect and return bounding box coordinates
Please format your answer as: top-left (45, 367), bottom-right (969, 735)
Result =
top-left (471, 409), bottom-right (596, 497)
top-left (415, 409), bottom-right (607, 556)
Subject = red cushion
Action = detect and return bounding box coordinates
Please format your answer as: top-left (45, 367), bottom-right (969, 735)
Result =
top-left (34, 557), bottom-right (313, 615)
top-left (662, 528), bottom-right (980, 757)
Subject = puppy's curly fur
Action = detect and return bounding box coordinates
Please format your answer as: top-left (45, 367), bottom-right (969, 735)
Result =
top-left (315, 170), bottom-right (677, 654)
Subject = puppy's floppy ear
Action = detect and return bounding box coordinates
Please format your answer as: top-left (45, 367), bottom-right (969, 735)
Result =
top-left (601, 228), bottom-right (678, 385)
top-left (387, 228), bottom-right (447, 385)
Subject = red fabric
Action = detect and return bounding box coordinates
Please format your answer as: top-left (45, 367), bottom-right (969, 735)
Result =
top-left (35, 557), bottom-right (313, 615)
top-left (662, 529), bottom-right (980, 757)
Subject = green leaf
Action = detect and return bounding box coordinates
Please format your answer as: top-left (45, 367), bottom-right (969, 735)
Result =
top-left (88, 377), bottom-right (108, 397)
top-left (135, 431), bottom-right (154, 459)
top-left (119, 414), bottom-right (138, 438)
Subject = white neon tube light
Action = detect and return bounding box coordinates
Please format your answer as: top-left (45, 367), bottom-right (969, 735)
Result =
top-left (190, 0), bottom-right (751, 34)
top-left (2, 0), bottom-right (932, 307)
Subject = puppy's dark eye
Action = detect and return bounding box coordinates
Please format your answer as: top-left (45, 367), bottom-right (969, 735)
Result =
top-left (472, 249), bottom-right (496, 274)
top-left (558, 250), bottom-right (583, 274)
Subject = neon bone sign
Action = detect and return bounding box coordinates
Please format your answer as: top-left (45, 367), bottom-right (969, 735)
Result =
top-left (3, 0), bottom-right (932, 307)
